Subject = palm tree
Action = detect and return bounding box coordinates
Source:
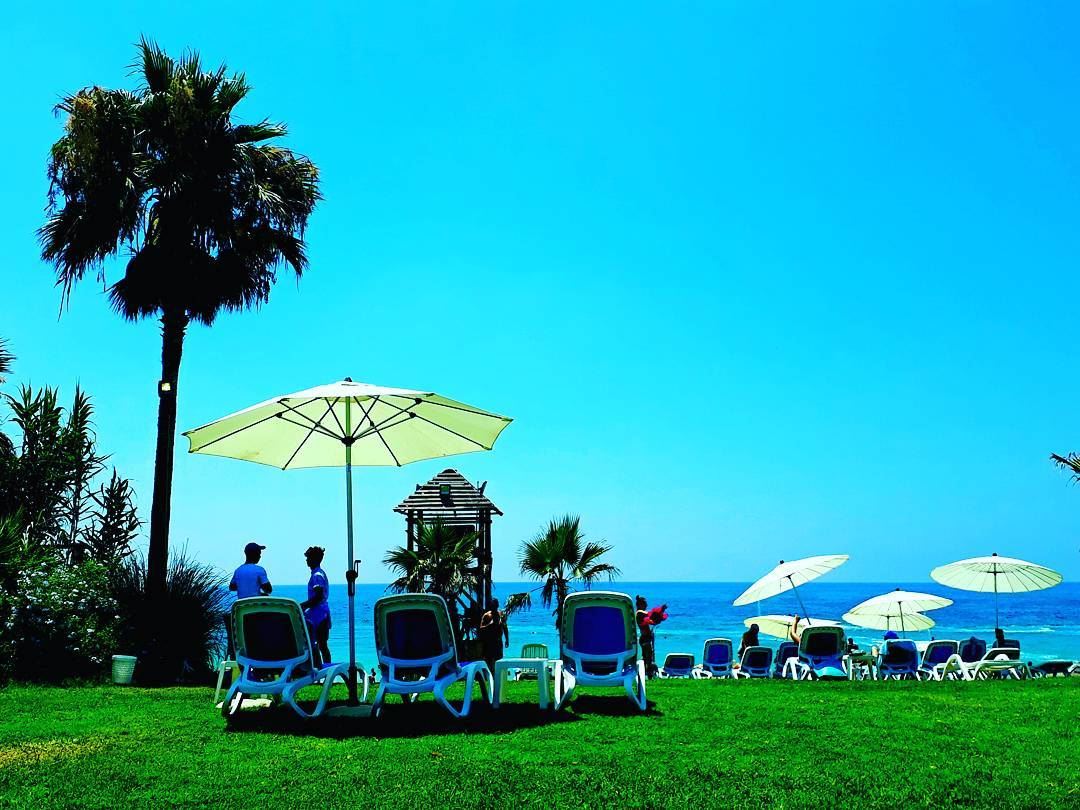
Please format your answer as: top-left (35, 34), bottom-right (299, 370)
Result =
top-left (0, 338), bottom-right (13, 384)
top-left (384, 520), bottom-right (480, 640)
top-left (40, 40), bottom-right (320, 594)
top-left (510, 514), bottom-right (619, 631)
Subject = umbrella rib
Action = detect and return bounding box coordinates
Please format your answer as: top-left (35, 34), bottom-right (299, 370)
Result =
top-left (368, 397), bottom-right (403, 466)
top-left (350, 396), bottom-right (403, 466)
top-left (279, 399), bottom-right (347, 439)
top-left (412, 397), bottom-right (508, 420)
top-left (349, 396), bottom-right (383, 440)
top-left (187, 410), bottom-right (283, 451)
top-left (275, 413), bottom-right (344, 443)
top-left (281, 401), bottom-right (338, 469)
top-left (326, 397), bottom-right (348, 438)
top-left (408, 412), bottom-right (490, 449)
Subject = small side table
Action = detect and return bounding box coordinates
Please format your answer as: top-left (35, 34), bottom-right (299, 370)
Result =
top-left (492, 658), bottom-right (562, 709)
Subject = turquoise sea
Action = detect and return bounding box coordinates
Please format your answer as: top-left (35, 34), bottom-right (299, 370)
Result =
top-left (272, 581), bottom-right (1079, 669)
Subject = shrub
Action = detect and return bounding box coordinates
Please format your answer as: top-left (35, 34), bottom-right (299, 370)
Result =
top-left (0, 554), bottom-right (119, 682)
top-left (110, 549), bottom-right (229, 685)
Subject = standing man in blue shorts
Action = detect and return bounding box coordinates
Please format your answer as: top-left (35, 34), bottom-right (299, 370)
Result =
top-left (301, 546), bottom-right (332, 668)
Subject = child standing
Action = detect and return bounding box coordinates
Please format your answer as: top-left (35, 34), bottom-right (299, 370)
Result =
top-left (300, 546), bottom-right (332, 668)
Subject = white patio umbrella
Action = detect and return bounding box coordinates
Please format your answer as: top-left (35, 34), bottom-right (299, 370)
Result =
top-left (845, 588), bottom-right (952, 635)
top-left (930, 553), bottom-right (1063, 628)
top-left (183, 378), bottom-right (512, 704)
top-left (733, 555), bottom-right (849, 618)
top-left (744, 614), bottom-right (840, 641)
top-left (842, 610), bottom-right (935, 633)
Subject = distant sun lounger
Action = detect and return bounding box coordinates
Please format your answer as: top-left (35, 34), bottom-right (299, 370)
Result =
top-left (783, 626), bottom-right (847, 680)
top-left (734, 646), bottom-right (773, 678)
top-left (697, 638), bottom-right (734, 678)
top-left (659, 653), bottom-right (697, 678)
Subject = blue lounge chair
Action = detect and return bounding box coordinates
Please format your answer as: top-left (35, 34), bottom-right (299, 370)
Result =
top-left (659, 652), bottom-right (696, 678)
top-left (734, 645), bottom-right (773, 678)
top-left (917, 640), bottom-right (958, 681)
top-left (877, 639), bottom-right (920, 680)
top-left (221, 597), bottom-right (351, 721)
top-left (784, 626), bottom-right (847, 680)
top-left (554, 591), bottom-right (647, 711)
top-left (372, 593), bottom-right (492, 718)
top-left (958, 637), bottom-right (987, 663)
top-left (698, 638), bottom-right (734, 678)
top-left (773, 641), bottom-right (798, 678)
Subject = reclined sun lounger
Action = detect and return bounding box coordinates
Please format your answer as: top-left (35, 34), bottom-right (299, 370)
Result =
top-left (773, 641), bottom-right (798, 678)
top-left (554, 591), bottom-right (647, 711)
top-left (659, 652), bottom-right (697, 678)
top-left (877, 639), bottom-right (920, 680)
top-left (221, 597), bottom-right (351, 721)
top-left (372, 593), bottom-right (493, 718)
top-left (1031, 660), bottom-right (1075, 678)
top-left (937, 647), bottom-right (1031, 681)
top-left (697, 638), bottom-right (734, 678)
top-left (917, 640), bottom-right (958, 681)
top-left (783, 626), bottom-right (847, 680)
top-left (734, 645), bottom-right (773, 678)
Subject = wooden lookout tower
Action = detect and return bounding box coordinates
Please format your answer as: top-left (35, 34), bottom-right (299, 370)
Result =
top-left (393, 468), bottom-right (503, 613)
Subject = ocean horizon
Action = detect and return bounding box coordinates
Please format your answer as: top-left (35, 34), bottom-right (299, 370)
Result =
top-left (269, 580), bottom-right (1080, 669)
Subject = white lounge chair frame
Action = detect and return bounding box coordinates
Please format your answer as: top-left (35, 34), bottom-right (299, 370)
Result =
top-left (372, 593), bottom-right (492, 719)
top-left (935, 647), bottom-right (1031, 681)
top-left (555, 591), bottom-right (647, 711)
top-left (916, 640), bottom-right (959, 681)
top-left (782, 626), bottom-right (847, 680)
top-left (697, 638), bottom-right (735, 678)
top-left (221, 597), bottom-right (352, 720)
top-left (659, 652), bottom-right (698, 679)
top-left (734, 645), bottom-right (773, 678)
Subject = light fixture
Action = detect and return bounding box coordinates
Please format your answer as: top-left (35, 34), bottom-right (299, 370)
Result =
top-left (159, 381), bottom-right (172, 393)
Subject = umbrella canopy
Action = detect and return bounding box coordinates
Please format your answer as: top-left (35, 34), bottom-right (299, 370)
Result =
top-left (183, 378), bottom-right (512, 704)
top-left (744, 614), bottom-right (840, 640)
top-left (733, 554), bottom-right (849, 613)
top-left (183, 380), bottom-right (511, 468)
top-left (842, 610), bottom-right (935, 633)
top-left (930, 553), bottom-right (1063, 627)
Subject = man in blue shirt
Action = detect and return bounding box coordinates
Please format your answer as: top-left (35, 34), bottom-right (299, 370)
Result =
top-left (229, 542), bottom-right (273, 599)
top-left (300, 546), bottom-right (332, 668)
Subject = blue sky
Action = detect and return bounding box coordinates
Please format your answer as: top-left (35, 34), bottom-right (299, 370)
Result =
top-left (3, 3), bottom-right (1080, 584)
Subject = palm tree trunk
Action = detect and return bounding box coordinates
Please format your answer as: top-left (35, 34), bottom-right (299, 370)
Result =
top-left (146, 310), bottom-right (188, 596)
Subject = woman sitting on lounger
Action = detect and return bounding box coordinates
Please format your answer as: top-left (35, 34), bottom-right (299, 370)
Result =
top-left (739, 623), bottom-right (760, 658)
top-left (790, 615), bottom-right (802, 645)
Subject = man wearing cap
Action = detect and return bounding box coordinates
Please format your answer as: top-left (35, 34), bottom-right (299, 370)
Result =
top-left (229, 542), bottom-right (273, 599)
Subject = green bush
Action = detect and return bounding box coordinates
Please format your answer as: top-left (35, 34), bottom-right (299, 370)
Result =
top-left (0, 555), bottom-right (119, 682)
top-left (110, 550), bottom-right (229, 685)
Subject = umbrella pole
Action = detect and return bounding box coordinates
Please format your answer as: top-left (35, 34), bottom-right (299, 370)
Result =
top-left (344, 400), bottom-right (359, 706)
top-left (790, 579), bottom-right (810, 619)
top-left (993, 570), bottom-right (999, 630)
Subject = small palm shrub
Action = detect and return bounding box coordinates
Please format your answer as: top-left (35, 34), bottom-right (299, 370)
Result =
top-left (0, 554), bottom-right (119, 682)
top-left (110, 549), bottom-right (229, 685)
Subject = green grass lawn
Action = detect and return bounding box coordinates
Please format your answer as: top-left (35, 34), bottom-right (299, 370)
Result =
top-left (0, 678), bottom-right (1076, 808)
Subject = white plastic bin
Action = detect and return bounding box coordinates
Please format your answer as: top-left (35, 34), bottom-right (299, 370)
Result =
top-left (111, 655), bottom-right (137, 685)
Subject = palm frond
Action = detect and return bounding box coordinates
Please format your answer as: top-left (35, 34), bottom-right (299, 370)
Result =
top-left (1051, 453), bottom-right (1080, 482)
